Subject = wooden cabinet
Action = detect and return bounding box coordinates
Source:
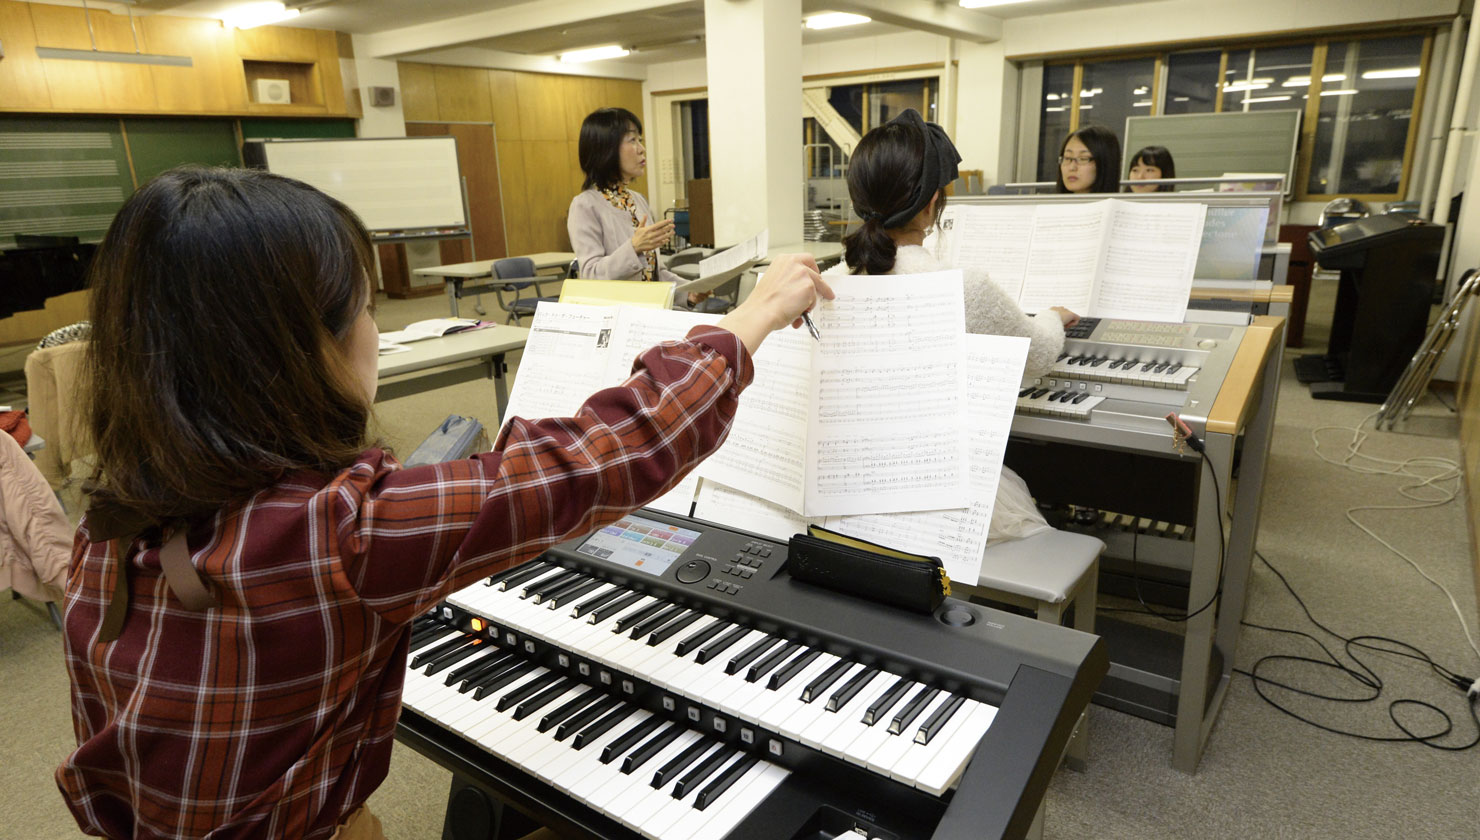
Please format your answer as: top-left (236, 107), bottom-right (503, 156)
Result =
top-left (0, 0), bottom-right (353, 118)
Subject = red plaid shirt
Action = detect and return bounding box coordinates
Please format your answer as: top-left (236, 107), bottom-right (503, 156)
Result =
top-left (58, 326), bottom-right (752, 839)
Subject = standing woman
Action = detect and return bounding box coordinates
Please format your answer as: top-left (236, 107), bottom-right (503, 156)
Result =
top-left (1126, 145), bottom-right (1176, 193)
top-left (1054, 124), bottom-right (1121, 194)
top-left (838, 109), bottom-right (1078, 544)
top-left (568, 107), bottom-right (680, 283)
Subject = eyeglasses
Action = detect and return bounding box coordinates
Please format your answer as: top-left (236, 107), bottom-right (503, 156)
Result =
top-left (1058, 155), bottom-right (1095, 167)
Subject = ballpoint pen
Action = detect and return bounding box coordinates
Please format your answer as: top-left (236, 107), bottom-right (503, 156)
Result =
top-left (800, 312), bottom-right (821, 341)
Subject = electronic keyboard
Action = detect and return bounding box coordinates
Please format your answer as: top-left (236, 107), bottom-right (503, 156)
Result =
top-left (398, 509), bottom-right (1107, 840)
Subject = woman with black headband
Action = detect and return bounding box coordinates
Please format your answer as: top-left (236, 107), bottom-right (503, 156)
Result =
top-left (834, 109), bottom-right (1078, 543)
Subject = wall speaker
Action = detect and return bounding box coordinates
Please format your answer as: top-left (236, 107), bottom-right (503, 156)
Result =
top-left (253, 78), bottom-right (291, 105)
top-left (370, 85), bottom-right (396, 107)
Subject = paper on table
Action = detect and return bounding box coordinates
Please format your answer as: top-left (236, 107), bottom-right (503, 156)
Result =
top-left (378, 338), bottom-right (411, 355)
top-left (379, 317), bottom-right (485, 344)
top-left (804, 271), bottom-right (970, 517)
top-left (823, 334), bottom-right (1030, 584)
top-left (698, 229), bottom-right (769, 278)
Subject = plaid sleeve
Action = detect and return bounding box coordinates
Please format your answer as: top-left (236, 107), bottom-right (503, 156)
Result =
top-left (333, 326), bottom-right (752, 625)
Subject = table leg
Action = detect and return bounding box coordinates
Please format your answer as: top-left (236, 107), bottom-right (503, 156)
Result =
top-left (491, 351), bottom-right (509, 425)
top-left (447, 278), bottom-right (461, 318)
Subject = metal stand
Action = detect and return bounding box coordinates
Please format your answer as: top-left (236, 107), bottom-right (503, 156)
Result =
top-left (1376, 268), bottom-right (1479, 430)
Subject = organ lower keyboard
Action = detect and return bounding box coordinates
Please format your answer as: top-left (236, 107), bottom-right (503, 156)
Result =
top-left (398, 510), bottom-right (1108, 840)
top-left (1015, 316), bottom-right (1246, 440)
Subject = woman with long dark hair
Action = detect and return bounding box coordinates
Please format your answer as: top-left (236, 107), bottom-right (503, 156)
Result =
top-left (838, 109), bottom-right (1078, 543)
top-left (1127, 144), bottom-right (1176, 193)
top-left (1055, 124), bottom-right (1121, 194)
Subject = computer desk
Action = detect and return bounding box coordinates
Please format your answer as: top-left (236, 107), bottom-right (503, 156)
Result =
top-left (376, 325), bottom-right (530, 424)
top-left (413, 252), bottom-right (575, 318)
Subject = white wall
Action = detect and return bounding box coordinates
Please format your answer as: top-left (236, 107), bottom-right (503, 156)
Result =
top-left (645, 29), bottom-right (949, 91)
top-left (350, 38), bottom-right (407, 139)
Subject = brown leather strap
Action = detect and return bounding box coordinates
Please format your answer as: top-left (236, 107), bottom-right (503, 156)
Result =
top-left (159, 530), bottom-right (218, 611)
top-left (98, 538), bottom-right (131, 643)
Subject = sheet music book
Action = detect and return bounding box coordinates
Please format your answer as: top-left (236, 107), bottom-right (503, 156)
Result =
top-left (500, 302), bottom-right (721, 516)
top-left (693, 333), bottom-right (1030, 584)
top-left (694, 271), bottom-right (971, 518)
top-left (929, 198), bottom-right (1207, 323)
top-left (698, 229), bottom-right (769, 278)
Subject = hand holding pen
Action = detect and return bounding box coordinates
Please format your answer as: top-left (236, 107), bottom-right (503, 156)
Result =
top-left (715, 253), bottom-right (833, 355)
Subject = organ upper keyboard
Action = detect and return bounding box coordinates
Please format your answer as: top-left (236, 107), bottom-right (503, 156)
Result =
top-left (398, 510), bottom-right (1107, 840)
top-left (1015, 316), bottom-right (1246, 437)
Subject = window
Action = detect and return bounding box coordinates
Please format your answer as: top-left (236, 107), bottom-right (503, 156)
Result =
top-left (1027, 30), bottom-right (1433, 200)
top-left (826, 78), bottom-right (938, 134)
top-left (679, 99), bottom-right (710, 181)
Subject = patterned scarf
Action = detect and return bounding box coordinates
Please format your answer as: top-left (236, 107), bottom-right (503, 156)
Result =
top-left (600, 186), bottom-right (657, 281)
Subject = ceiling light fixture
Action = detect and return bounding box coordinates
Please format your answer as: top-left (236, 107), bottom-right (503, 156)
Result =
top-left (1222, 82), bottom-right (1270, 93)
top-left (1242, 95), bottom-right (1292, 104)
top-left (959, 0), bottom-right (1037, 8)
top-left (1320, 89), bottom-right (1358, 96)
top-left (222, 1), bottom-right (300, 30)
top-left (805, 12), bottom-right (870, 29)
top-left (1361, 67), bottom-right (1421, 80)
top-left (559, 45), bottom-right (631, 63)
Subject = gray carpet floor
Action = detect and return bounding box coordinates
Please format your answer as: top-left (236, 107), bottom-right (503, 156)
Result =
top-left (2, 275), bottom-right (1477, 838)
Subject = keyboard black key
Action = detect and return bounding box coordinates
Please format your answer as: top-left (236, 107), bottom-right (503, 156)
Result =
top-left (452, 651), bottom-right (518, 690)
top-left (674, 619), bottom-right (730, 657)
top-left (473, 661), bottom-right (539, 701)
top-left (826, 666), bottom-right (880, 712)
top-left (546, 577), bottom-right (605, 609)
top-left (1072, 393), bottom-right (1090, 404)
top-left (725, 635), bottom-right (781, 676)
top-left (496, 671), bottom-right (563, 713)
top-left (613, 600), bottom-right (669, 634)
top-left (916, 695), bottom-right (967, 745)
top-left (747, 641), bottom-right (802, 683)
top-left (425, 638), bottom-right (490, 676)
top-left (889, 686), bottom-right (940, 735)
top-left (572, 585), bottom-right (626, 618)
top-left (621, 722), bottom-right (686, 774)
top-left (768, 648), bottom-right (821, 691)
top-left (463, 656), bottom-right (526, 694)
top-left (629, 605), bottom-right (688, 639)
top-left (1030, 387), bottom-right (1050, 399)
top-left (672, 746), bottom-right (736, 799)
top-left (538, 687), bottom-right (605, 733)
top-left (536, 574), bottom-right (596, 606)
top-left (600, 716), bottom-right (666, 764)
top-left (589, 591), bottom-right (646, 625)
top-left (1168, 362), bottom-right (1182, 374)
top-left (513, 677), bottom-right (579, 721)
top-left (523, 570), bottom-right (580, 600)
top-left (1141, 361), bottom-right (1156, 372)
top-left (694, 754), bottom-right (759, 811)
top-left (1017, 386), bottom-right (1034, 398)
top-left (411, 634), bottom-right (473, 669)
top-left (500, 561), bottom-right (554, 591)
top-left (572, 703), bottom-right (637, 750)
top-left (410, 625), bottom-right (454, 652)
top-left (556, 696), bottom-right (623, 741)
top-left (1090, 357), bottom-right (1108, 367)
top-left (695, 625), bottom-right (751, 665)
top-left (1154, 362), bottom-right (1169, 373)
top-left (652, 738), bottom-right (716, 788)
top-left (647, 611), bottom-right (703, 646)
top-left (863, 677), bottom-right (914, 725)
top-left (801, 659), bottom-right (854, 703)
top-left (485, 562), bottom-right (535, 589)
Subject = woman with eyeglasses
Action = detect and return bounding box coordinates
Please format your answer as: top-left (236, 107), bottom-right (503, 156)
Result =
top-left (1127, 145), bottom-right (1176, 193)
top-left (568, 107), bottom-right (680, 283)
top-left (836, 109), bottom-right (1078, 544)
top-left (1054, 124), bottom-right (1122, 194)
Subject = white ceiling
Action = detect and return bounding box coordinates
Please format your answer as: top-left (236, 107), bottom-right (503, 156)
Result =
top-left (46, 0), bottom-right (1155, 64)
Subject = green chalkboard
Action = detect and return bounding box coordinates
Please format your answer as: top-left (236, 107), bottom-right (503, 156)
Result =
top-left (124, 118), bottom-right (241, 184)
top-left (1123, 110), bottom-right (1301, 190)
top-left (0, 116), bottom-right (133, 248)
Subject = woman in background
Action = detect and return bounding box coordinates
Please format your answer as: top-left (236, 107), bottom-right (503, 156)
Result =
top-left (568, 107), bottom-right (680, 283)
top-left (838, 109), bottom-right (1078, 544)
top-left (1054, 124), bottom-right (1121, 194)
top-left (1127, 145), bottom-right (1176, 193)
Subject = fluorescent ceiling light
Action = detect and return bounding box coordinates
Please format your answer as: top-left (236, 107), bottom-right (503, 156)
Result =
top-left (805, 12), bottom-right (870, 29)
top-left (960, 0), bottom-right (1037, 7)
top-left (1222, 82), bottom-right (1270, 93)
top-left (1133, 100), bottom-right (1152, 107)
top-left (1079, 87), bottom-right (1102, 97)
top-left (222, 2), bottom-right (300, 29)
top-left (1173, 96), bottom-right (1189, 102)
top-left (559, 45), bottom-right (630, 62)
top-left (1045, 93), bottom-right (1059, 101)
top-left (1243, 95), bottom-right (1292, 103)
top-left (1324, 73), bottom-right (1347, 82)
top-left (1320, 88), bottom-right (1358, 96)
top-left (1133, 86), bottom-right (1149, 95)
top-left (36, 46), bottom-right (192, 66)
top-left (1361, 67), bottom-right (1421, 79)
top-left (1284, 73), bottom-right (1351, 87)
top-left (1045, 106), bottom-right (1065, 112)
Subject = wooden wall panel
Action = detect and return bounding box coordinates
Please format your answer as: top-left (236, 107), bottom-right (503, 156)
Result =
top-left (28, 3), bottom-right (106, 110)
top-left (433, 65), bottom-right (493, 123)
top-left (521, 141), bottom-right (574, 251)
top-left (317, 30), bottom-right (348, 115)
top-left (398, 63), bottom-right (440, 122)
top-left (0, 2), bottom-right (52, 109)
top-left (91, 12), bottom-right (158, 111)
top-left (488, 69), bottom-right (522, 142)
top-left (515, 72), bottom-right (568, 141)
top-left (142, 15), bottom-right (232, 113)
top-left (449, 122), bottom-right (508, 262)
top-left (563, 75), bottom-right (608, 142)
top-left (499, 139), bottom-right (533, 255)
top-left (233, 24), bottom-right (319, 61)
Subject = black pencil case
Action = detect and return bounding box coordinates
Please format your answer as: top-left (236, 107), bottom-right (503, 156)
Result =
top-left (786, 525), bottom-right (950, 614)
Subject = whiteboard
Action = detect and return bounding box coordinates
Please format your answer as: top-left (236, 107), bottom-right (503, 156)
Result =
top-left (258, 137), bottom-right (466, 232)
top-left (1123, 111), bottom-right (1301, 193)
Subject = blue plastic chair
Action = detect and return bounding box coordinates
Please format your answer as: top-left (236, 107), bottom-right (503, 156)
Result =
top-left (492, 257), bottom-right (557, 325)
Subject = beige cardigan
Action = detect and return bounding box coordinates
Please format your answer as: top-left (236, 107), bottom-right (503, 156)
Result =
top-left (567, 188), bottom-right (682, 283)
top-left (0, 430), bottom-right (69, 603)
